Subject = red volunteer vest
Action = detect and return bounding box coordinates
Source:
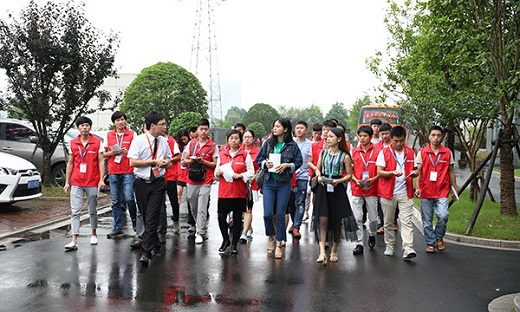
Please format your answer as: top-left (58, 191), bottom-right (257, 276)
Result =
top-left (164, 135), bottom-right (179, 181)
top-left (186, 138), bottom-right (217, 185)
top-left (70, 135), bottom-right (102, 187)
top-left (378, 145), bottom-right (415, 199)
top-left (419, 144), bottom-right (451, 198)
top-left (351, 143), bottom-right (380, 196)
top-left (217, 148), bottom-right (248, 198)
top-left (243, 145), bottom-right (260, 191)
top-left (106, 128), bottom-right (134, 174)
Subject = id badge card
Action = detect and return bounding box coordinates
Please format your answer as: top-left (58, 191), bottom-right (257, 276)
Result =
top-left (152, 167), bottom-right (160, 177)
top-left (114, 155), bottom-right (122, 163)
top-left (80, 163), bottom-right (87, 173)
top-left (430, 171), bottom-right (438, 182)
top-left (362, 171), bottom-right (369, 180)
top-left (327, 184), bottom-right (334, 192)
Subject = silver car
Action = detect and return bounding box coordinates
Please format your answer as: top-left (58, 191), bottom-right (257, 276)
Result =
top-left (0, 118), bottom-right (68, 186)
top-left (0, 152), bottom-right (42, 204)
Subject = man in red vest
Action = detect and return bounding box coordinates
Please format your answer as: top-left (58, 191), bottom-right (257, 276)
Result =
top-left (104, 111), bottom-right (138, 238)
top-left (415, 126), bottom-right (457, 253)
top-left (64, 116), bottom-right (106, 251)
top-left (376, 126), bottom-right (418, 260)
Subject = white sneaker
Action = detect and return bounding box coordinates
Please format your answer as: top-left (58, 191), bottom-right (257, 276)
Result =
top-left (173, 222), bottom-right (181, 234)
top-left (64, 241), bottom-right (78, 250)
top-left (195, 233), bottom-right (203, 244)
top-left (403, 247), bottom-right (417, 260)
top-left (384, 246), bottom-right (394, 256)
top-left (247, 228), bottom-right (253, 238)
top-left (239, 234), bottom-right (247, 243)
top-left (90, 236), bottom-right (98, 245)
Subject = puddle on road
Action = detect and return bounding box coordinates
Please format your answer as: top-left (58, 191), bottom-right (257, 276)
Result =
top-left (163, 286), bottom-right (261, 307)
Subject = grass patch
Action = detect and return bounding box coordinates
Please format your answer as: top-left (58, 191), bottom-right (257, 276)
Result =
top-left (41, 185), bottom-right (68, 198)
top-left (414, 191), bottom-right (520, 241)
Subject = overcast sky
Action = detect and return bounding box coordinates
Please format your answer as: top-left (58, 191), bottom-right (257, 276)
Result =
top-left (0, 0), bottom-right (390, 113)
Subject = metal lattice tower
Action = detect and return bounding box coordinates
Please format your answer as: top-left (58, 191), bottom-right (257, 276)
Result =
top-left (190, 0), bottom-right (223, 126)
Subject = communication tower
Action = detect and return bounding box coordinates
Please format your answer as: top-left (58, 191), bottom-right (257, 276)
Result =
top-left (190, 0), bottom-right (224, 126)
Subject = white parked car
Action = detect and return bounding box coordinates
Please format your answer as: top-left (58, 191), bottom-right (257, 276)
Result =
top-left (0, 152), bottom-right (42, 204)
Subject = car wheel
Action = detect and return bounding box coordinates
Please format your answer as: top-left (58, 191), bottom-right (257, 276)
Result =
top-left (51, 163), bottom-right (66, 187)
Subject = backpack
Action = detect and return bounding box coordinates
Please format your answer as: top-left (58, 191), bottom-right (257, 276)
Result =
top-left (188, 142), bottom-right (216, 182)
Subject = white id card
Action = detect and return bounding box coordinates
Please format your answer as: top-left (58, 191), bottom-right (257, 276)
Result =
top-left (80, 163), bottom-right (87, 173)
top-left (114, 155), bottom-right (123, 163)
top-left (362, 171), bottom-right (369, 180)
top-left (327, 184), bottom-right (334, 192)
top-left (430, 171), bottom-right (438, 181)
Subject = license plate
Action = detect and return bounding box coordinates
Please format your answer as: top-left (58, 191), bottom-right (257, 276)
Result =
top-left (27, 180), bottom-right (40, 189)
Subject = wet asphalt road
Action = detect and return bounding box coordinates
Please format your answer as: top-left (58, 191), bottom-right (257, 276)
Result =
top-left (0, 185), bottom-right (519, 312)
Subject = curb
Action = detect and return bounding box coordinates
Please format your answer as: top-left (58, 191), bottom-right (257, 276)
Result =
top-left (412, 207), bottom-right (520, 251)
top-left (0, 204), bottom-right (112, 242)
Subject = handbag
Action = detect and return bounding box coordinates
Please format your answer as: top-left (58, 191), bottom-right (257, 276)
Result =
top-left (255, 168), bottom-right (266, 190)
top-left (309, 172), bottom-right (319, 192)
top-left (188, 142), bottom-right (215, 181)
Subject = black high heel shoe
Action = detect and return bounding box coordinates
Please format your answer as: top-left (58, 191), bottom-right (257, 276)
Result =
top-left (219, 240), bottom-right (231, 253)
top-left (231, 244), bottom-right (238, 255)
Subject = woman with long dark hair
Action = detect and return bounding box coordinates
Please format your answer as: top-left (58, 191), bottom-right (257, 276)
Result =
top-left (256, 118), bottom-right (303, 259)
top-left (313, 127), bottom-right (357, 265)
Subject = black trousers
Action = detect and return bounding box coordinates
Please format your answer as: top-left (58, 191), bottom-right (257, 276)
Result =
top-left (134, 177), bottom-right (166, 256)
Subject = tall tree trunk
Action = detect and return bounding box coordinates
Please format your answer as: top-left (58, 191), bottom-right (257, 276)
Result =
top-left (499, 122), bottom-right (518, 215)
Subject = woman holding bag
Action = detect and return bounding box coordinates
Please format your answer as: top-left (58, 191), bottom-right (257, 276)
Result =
top-left (256, 118), bottom-right (303, 259)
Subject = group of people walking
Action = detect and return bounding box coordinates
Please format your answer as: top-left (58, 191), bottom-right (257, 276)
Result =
top-left (62, 111), bottom-right (457, 268)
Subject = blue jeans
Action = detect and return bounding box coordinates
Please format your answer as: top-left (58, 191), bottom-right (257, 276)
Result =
top-left (420, 198), bottom-right (449, 245)
top-left (291, 179), bottom-right (307, 229)
top-left (263, 178), bottom-right (292, 242)
top-left (109, 173), bottom-right (138, 231)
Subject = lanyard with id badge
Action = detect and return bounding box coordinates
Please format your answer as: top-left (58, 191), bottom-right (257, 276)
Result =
top-left (429, 153), bottom-right (440, 182)
top-left (359, 148), bottom-right (374, 188)
top-left (78, 143), bottom-right (91, 173)
top-left (326, 153), bottom-right (341, 193)
top-left (114, 132), bottom-right (124, 163)
top-left (147, 135), bottom-right (160, 180)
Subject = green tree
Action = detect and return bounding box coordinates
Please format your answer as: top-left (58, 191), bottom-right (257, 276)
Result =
top-left (246, 122), bottom-right (266, 139)
top-left (0, 1), bottom-right (118, 186)
top-left (170, 111), bottom-right (203, 136)
top-left (301, 104), bottom-right (324, 126)
top-left (225, 106), bottom-right (247, 126)
top-left (347, 95), bottom-right (371, 134)
top-left (242, 103), bottom-right (279, 137)
top-left (325, 102), bottom-right (349, 126)
top-left (120, 62), bottom-right (207, 131)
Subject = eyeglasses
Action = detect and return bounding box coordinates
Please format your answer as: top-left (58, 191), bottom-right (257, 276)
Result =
top-left (157, 122), bottom-right (168, 127)
top-left (243, 136), bottom-right (253, 139)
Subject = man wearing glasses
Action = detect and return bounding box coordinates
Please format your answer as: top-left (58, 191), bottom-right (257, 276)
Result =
top-left (127, 111), bottom-right (172, 266)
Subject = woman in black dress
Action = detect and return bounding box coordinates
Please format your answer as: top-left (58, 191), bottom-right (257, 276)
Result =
top-left (313, 128), bottom-right (357, 265)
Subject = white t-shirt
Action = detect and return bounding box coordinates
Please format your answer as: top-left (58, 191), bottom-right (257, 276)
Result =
top-left (376, 148), bottom-right (416, 195)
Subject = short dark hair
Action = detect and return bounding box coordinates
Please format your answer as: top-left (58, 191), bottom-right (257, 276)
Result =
top-left (370, 118), bottom-right (382, 126)
top-left (75, 116), bottom-right (92, 127)
top-left (234, 123), bottom-right (246, 131)
top-left (429, 125), bottom-right (444, 136)
top-left (189, 127), bottom-right (198, 134)
top-left (357, 125), bottom-right (373, 136)
top-left (144, 111), bottom-right (165, 130)
top-left (337, 123), bottom-right (347, 132)
top-left (390, 125), bottom-right (407, 138)
top-left (198, 118), bottom-right (210, 128)
top-left (312, 123), bottom-right (322, 132)
top-left (323, 120), bottom-right (336, 128)
top-left (226, 129), bottom-right (243, 142)
top-left (295, 120), bottom-right (308, 128)
top-left (110, 111), bottom-right (126, 123)
top-left (379, 123), bottom-right (392, 132)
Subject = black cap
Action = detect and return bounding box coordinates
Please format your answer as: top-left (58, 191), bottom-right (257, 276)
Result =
top-left (370, 118), bottom-right (382, 125)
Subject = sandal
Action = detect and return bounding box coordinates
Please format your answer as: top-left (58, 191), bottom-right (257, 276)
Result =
top-left (316, 253), bottom-right (327, 265)
top-left (330, 253), bottom-right (338, 262)
top-left (426, 245), bottom-right (435, 253)
top-left (267, 236), bottom-right (275, 254)
top-left (436, 238), bottom-right (445, 251)
top-left (274, 243), bottom-right (283, 259)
